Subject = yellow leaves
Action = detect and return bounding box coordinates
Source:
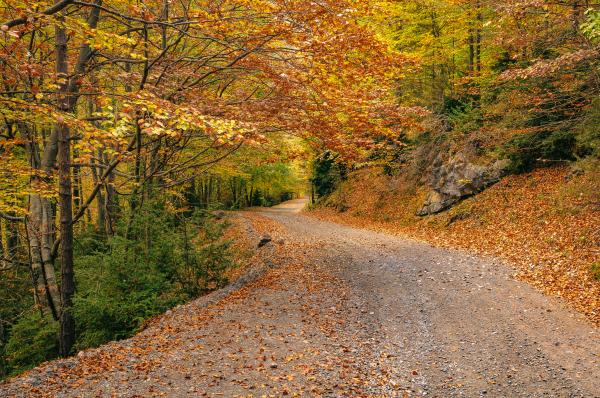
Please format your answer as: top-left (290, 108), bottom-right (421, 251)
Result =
top-left (0, 150), bottom-right (57, 215)
top-left (129, 52), bottom-right (147, 61)
top-left (336, 112), bottom-right (350, 123)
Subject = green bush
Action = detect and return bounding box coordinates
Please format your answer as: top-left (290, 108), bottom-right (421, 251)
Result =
top-left (72, 204), bottom-right (234, 351)
top-left (4, 313), bottom-right (58, 376)
top-left (499, 96), bottom-right (599, 173)
top-left (2, 200), bottom-right (237, 375)
top-left (574, 98), bottom-right (600, 159)
top-left (446, 100), bottom-right (483, 136)
top-left (175, 216), bottom-right (234, 297)
top-left (500, 130), bottom-right (577, 173)
top-left (581, 8), bottom-right (600, 42)
top-left (591, 262), bottom-right (600, 282)
top-left (311, 151), bottom-right (347, 198)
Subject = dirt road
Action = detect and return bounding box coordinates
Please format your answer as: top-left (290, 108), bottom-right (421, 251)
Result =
top-left (2, 199), bottom-right (599, 397)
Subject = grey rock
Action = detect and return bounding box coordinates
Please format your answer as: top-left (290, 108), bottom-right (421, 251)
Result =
top-left (417, 153), bottom-right (509, 216)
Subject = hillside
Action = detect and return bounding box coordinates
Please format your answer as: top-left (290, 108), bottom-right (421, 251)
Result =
top-left (310, 166), bottom-right (600, 325)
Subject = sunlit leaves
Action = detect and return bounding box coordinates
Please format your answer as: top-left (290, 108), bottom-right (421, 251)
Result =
top-left (581, 8), bottom-right (600, 42)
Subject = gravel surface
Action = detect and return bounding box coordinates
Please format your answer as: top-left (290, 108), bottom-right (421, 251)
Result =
top-left (1, 198), bottom-right (598, 397)
top-left (264, 199), bottom-right (600, 397)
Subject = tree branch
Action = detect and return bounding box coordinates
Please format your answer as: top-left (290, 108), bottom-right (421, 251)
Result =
top-left (1, 0), bottom-right (75, 29)
top-left (0, 212), bottom-right (24, 222)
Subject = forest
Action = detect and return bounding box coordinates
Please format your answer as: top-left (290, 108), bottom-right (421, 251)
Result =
top-left (0, 0), bottom-right (599, 385)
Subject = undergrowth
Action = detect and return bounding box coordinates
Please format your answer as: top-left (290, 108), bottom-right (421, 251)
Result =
top-left (2, 201), bottom-right (239, 377)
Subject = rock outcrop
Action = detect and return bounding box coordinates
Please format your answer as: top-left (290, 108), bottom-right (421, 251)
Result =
top-left (417, 153), bottom-right (509, 216)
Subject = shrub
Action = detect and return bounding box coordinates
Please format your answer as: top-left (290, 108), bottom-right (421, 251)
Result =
top-left (4, 313), bottom-right (59, 376)
top-left (72, 204), bottom-right (235, 351)
top-left (311, 151), bottom-right (347, 198)
top-left (446, 100), bottom-right (483, 136)
top-left (574, 98), bottom-right (600, 159)
top-left (500, 130), bottom-right (577, 173)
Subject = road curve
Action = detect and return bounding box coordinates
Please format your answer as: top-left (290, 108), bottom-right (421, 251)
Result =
top-left (262, 199), bottom-right (600, 397)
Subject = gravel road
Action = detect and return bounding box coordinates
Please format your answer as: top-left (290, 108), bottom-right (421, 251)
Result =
top-left (1, 198), bottom-right (598, 397)
top-left (261, 199), bottom-right (599, 397)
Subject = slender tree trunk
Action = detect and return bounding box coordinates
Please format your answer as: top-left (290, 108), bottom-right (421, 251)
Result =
top-left (468, 26), bottom-right (475, 73)
top-left (72, 149), bottom-right (82, 215)
top-left (25, 127), bottom-right (60, 320)
top-left (207, 176), bottom-right (214, 207)
top-left (572, 0), bottom-right (581, 33)
top-left (216, 177), bottom-right (222, 204)
top-left (476, 1), bottom-right (482, 74)
top-left (244, 184), bottom-right (250, 207)
top-left (103, 148), bottom-right (117, 236)
top-left (230, 178), bottom-right (237, 208)
top-left (0, 221), bottom-right (4, 269)
top-left (125, 123), bottom-right (143, 239)
top-left (57, 122), bottom-right (75, 357)
top-left (55, 13), bottom-right (76, 357)
top-left (5, 217), bottom-right (18, 264)
top-left (161, 0), bottom-right (169, 50)
top-left (91, 154), bottom-right (106, 235)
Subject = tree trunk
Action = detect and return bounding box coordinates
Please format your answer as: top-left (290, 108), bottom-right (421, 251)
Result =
top-left (55, 13), bottom-right (76, 357)
top-left (57, 122), bottom-right (75, 357)
top-left (0, 221), bottom-right (4, 268)
top-left (72, 149), bottom-right (82, 216)
top-left (3, 217), bottom-right (19, 266)
top-left (125, 123), bottom-right (143, 239)
top-left (91, 154), bottom-right (106, 235)
top-left (476, 1), bottom-right (482, 74)
top-left (103, 149), bottom-right (117, 236)
top-left (25, 126), bottom-right (60, 320)
top-left (572, 0), bottom-right (581, 33)
top-left (468, 26), bottom-right (475, 73)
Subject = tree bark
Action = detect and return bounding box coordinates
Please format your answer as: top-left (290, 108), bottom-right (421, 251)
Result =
top-left (104, 149), bottom-right (117, 236)
top-left (476, 0), bottom-right (482, 74)
top-left (0, 221), bottom-right (4, 269)
top-left (468, 26), bottom-right (475, 73)
top-left (55, 11), bottom-right (76, 357)
top-left (25, 126), bottom-right (60, 320)
top-left (57, 122), bottom-right (75, 357)
top-left (91, 153), bottom-right (106, 235)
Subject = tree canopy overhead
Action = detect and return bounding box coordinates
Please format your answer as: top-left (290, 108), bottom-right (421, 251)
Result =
top-left (0, 0), bottom-right (411, 364)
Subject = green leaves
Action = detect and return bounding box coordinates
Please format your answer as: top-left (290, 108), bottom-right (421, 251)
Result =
top-left (581, 8), bottom-right (600, 42)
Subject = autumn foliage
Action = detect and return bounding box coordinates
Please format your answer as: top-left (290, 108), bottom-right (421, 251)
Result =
top-left (0, 0), bottom-right (411, 376)
top-left (0, 0), bottom-right (599, 380)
